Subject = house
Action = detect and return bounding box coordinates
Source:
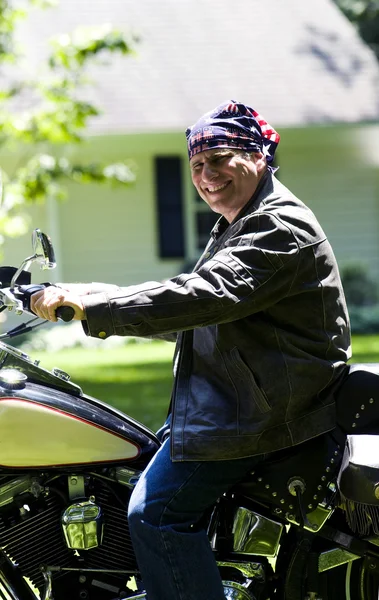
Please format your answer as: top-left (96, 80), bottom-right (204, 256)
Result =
top-left (1, 0), bottom-right (379, 292)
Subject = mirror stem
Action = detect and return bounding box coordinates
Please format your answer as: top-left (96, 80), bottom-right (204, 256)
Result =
top-left (10, 254), bottom-right (37, 289)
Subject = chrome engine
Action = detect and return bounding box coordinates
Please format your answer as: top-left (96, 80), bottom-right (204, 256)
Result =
top-left (62, 499), bottom-right (103, 550)
top-left (0, 472), bottom-right (138, 598)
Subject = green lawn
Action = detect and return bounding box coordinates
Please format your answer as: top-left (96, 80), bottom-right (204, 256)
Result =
top-left (32, 335), bottom-right (379, 435)
top-left (37, 341), bottom-right (175, 433)
top-left (349, 334), bottom-right (379, 364)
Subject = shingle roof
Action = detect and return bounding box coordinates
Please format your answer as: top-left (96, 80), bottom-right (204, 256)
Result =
top-left (15, 0), bottom-right (379, 133)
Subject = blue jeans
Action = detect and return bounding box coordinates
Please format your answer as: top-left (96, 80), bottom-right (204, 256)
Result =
top-left (128, 438), bottom-right (264, 600)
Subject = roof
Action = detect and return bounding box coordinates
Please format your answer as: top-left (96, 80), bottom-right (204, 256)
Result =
top-left (14, 0), bottom-right (379, 134)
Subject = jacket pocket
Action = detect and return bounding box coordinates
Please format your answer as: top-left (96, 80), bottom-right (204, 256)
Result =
top-left (224, 347), bottom-right (272, 414)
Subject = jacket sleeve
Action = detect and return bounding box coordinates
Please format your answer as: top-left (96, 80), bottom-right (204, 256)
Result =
top-left (82, 213), bottom-right (300, 339)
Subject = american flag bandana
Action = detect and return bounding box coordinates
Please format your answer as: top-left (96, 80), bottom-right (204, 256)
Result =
top-left (186, 100), bottom-right (280, 171)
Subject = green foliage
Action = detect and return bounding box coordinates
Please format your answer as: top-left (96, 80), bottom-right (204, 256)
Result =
top-left (333, 0), bottom-right (379, 59)
top-left (0, 0), bottom-right (25, 62)
top-left (348, 305), bottom-right (379, 334)
top-left (0, 1), bottom-right (138, 239)
top-left (49, 24), bottom-right (136, 70)
top-left (5, 154), bottom-right (135, 203)
top-left (341, 262), bottom-right (379, 334)
top-left (341, 262), bottom-right (378, 307)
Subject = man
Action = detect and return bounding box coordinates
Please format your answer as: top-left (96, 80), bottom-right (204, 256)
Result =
top-left (30, 100), bottom-right (351, 600)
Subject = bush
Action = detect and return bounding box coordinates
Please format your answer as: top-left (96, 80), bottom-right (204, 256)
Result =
top-left (348, 305), bottom-right (379, 334)
top-left (341, 263), bottom-right (378, 307)
top-left (341, 263), bottom-right (379, 334)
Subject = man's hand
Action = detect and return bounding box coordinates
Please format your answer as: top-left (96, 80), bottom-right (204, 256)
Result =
top-left (30, 287), bottom-right (85, 322)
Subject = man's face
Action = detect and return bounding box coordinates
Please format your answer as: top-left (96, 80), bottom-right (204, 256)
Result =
top-left (190, 148), bottom-right (266, 223)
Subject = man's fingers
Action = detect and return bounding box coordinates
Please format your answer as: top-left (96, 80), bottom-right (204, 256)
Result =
top-left (30, 288), bottom-right (85, 321)
top-left (30, 288), bottom-right (65, 321)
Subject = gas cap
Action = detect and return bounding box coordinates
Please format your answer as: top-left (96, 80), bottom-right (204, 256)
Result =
top-left (0, 369), bottom-right (27, 390)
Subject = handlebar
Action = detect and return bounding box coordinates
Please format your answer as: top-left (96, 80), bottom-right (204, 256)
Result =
top-left (55, 305), bottom-right (75, 322)
top-left (16, 284), bottom-right (75, 322)
top-left (0, 233), bottom-right (77, 327)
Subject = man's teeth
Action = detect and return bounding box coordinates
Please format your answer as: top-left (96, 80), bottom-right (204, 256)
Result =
top-left (207, 183), bottom-right (228, 192)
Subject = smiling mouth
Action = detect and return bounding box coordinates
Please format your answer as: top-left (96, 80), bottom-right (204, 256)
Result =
top-left (205, 181), bottom-right (231, 194)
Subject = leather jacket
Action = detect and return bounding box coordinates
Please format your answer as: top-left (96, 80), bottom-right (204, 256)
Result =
top-left (82, 172), bottom-right (351, 461)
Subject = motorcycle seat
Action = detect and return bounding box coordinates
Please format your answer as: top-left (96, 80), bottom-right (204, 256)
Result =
top-left (336, 363), bottom-right (379, 434)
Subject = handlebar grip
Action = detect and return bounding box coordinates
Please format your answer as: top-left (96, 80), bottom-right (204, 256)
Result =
top-left (55, 305), bottom-right (75, 322)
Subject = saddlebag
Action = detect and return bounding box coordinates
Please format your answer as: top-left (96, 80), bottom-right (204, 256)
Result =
top-left (338, 434), bottom-right (379, 535)
top-left (235, 430), bottom-right (344, 527)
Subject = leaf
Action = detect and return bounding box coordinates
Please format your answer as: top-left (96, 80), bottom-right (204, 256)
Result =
top-left (48, 23), bottom-right (138, 70)
top-left (0, 1), bottom-right (138, 250)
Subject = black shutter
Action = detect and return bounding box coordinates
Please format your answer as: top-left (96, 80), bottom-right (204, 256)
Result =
top-left (155, 157), bottom-right (185, 258)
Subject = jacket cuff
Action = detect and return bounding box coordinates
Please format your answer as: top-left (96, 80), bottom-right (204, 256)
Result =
top-left (81, 292), bottom-right (114, 339)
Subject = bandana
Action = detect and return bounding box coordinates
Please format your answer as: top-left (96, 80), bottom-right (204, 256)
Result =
top-left (186, 100), bottom-right (280, 171)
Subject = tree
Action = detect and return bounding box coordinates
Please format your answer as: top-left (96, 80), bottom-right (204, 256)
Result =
top-left (0, 0), bottom-right (137, 241)
top-left (333, 0), bottom-right (379, 60)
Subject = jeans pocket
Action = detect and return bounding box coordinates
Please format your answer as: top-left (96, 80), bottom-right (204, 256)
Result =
top-left (225, 347), bottom-right (272, 414)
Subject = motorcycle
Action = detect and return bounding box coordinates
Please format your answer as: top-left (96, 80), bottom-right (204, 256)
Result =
top-left (0, 230), bottom-right (378, 600)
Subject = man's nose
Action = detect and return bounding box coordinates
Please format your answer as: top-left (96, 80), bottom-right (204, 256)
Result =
top-left (202, 163), bottom-right (219, 182)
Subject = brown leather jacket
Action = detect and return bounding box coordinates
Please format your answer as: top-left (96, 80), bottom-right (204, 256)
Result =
top-left (82, 172), bottom-right (351, 461)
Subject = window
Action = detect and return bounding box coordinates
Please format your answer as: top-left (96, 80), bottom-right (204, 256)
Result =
top-left (154, 157), bottom-right (185, 258)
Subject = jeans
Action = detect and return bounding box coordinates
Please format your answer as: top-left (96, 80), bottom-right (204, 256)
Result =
top-left (128, 438), bottom-right (265, 600)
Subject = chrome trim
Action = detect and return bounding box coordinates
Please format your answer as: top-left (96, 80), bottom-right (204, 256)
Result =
top-left (51, 368), bottom-right (70, 382)
top-left (62, 500), bottom-right (103, 550)
top-left (40, 566), bottom-right (139, 600)
top-left (232, 507), bottom-right (283, 557)
top-left (114, 466), bottom-right (141, 489)
top-left (217, 560), bottom-right (264, 580)
top-left (286, 504), bottom-right (333, 532)
top-left (0, 476), bottom-right (32, 508)
top-left (366, 536), bottom-right (379, 548)
top-left (41, 567), bottom-right (53, 600)
top-left (318, 548), bottom-right (360, 573)
top-left (104, 583), bottom-right (254, 600)
top-left (68, 475), bottom-right (85, 500)
top-left (223, 580), bottom-right (255, 600)
top-left (0, 571), bottom-right (24, 600)
top-left (39, 567), bottom-right (255, 600)
top-left (0, 369), bottom-right (27, 389)
top-left (42, 567), bottom-right (138, 574)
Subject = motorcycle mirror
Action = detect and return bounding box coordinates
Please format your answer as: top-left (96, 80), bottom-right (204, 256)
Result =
top-left (32, 229), bottom-right (56, 270)
top-left (10, 229), bottom-right (56, 289)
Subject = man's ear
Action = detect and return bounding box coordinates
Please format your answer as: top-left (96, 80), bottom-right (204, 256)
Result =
top-left (253, 152), bottom-right (267, 173)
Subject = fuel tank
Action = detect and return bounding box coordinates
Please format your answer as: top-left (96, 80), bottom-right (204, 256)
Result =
top-left (0, 341), bottom-right (160, 468)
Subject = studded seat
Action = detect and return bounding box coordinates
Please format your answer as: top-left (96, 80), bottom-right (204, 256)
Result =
top-left (336, 364), bottom-right (379, 434)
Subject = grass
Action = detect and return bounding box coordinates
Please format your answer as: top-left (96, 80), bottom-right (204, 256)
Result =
top-left (349, 334), bottom-right (379, 364)
top-left (36, 341), bottom-right (175, 433)
top-left (30, 335), bottom-right (379, 435)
